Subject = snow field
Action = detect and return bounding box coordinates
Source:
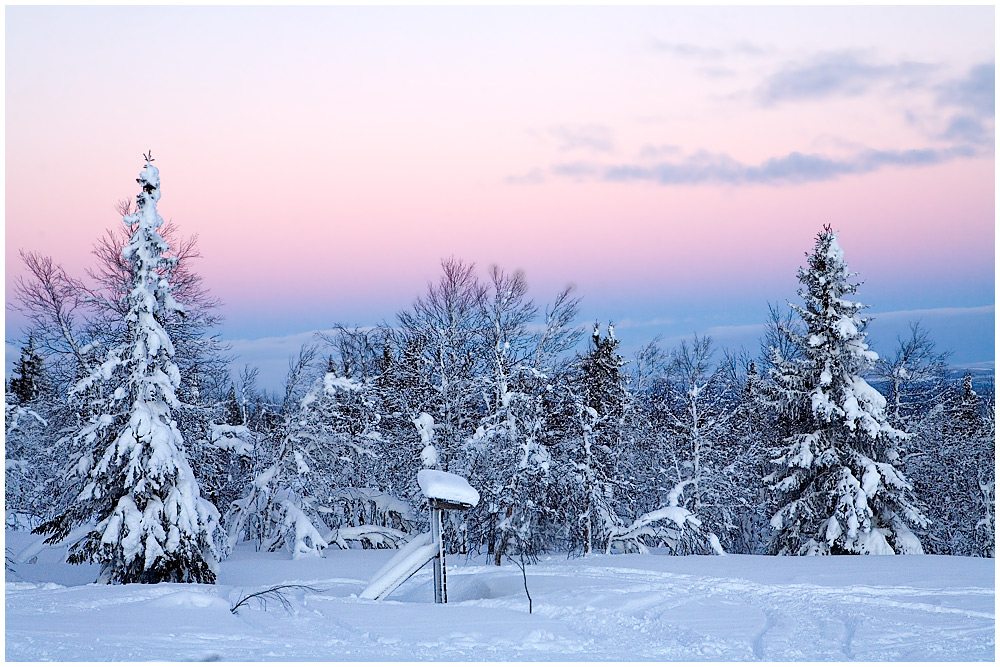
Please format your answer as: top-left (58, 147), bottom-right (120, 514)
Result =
top-left (5, 529), bottom-right (994, 661)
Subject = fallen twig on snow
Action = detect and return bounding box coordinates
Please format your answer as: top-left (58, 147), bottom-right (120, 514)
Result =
top-left (230, 584), bottom-right (323, 614)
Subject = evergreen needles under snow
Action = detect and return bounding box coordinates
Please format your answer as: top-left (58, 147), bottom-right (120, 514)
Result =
top-left (9, 189), bottom-right (992, 569)
top-left (766, 224), bottom-right (928, 556)
top-left (34, 156), bottom-right (220, 584)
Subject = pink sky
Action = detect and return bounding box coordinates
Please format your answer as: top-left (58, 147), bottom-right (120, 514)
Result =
top-left (5, 6), bottom-right (994, 384)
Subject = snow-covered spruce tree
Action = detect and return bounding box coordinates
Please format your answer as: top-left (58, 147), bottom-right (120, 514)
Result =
top-left (5, 330), bottom-right (104, 528)
top-left (568, 322), bottom-right (631, 555)
top-left (90, 197), bottom-right (231, 406)
top-left (9, 335), bottom-right (47, 404)
top-left (767, 225), bottom-right (927, 555)
top-left (222, 385), bottom-right (244, 426)
top-left (35, 156), bottom-right (220, 584)
top-left (6, 335), bottom-right (53, 525)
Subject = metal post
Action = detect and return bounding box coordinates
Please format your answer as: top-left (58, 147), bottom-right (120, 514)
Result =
top-left (430, 504), bottom-right (447, 603)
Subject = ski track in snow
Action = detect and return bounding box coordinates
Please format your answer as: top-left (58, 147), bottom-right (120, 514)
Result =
top-left (471, 563), bottom-right (994, 661)
top-left (5, 535), bottom-right (994, 661)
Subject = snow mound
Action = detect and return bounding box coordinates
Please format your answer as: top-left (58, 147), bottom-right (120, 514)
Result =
top-left (148, 591), bottom-right (229, 609)
top-left (4, 530), bottom-right (995, 662)
top-left (417, 469), bottom-right (480, 507)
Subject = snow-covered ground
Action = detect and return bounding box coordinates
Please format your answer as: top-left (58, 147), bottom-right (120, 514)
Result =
top-left (5, 529), bottom-right (994, 661)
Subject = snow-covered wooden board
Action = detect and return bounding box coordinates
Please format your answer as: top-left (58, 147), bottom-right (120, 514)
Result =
top-left (416, 469), bottom-right (480, 508)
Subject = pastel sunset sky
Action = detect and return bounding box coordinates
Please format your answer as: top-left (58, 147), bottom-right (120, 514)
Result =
top-left (5, 6), bottom-right (995, 389)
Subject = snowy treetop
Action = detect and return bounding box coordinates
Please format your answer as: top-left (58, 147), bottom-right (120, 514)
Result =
top-left (324, 373), bottom-right (362, 394)
top-left (823, 232), bottom-right (845, 263)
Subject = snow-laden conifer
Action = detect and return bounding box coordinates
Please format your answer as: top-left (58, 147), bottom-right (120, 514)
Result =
top-left (228, 363), bottom-right (413, 558)
top-left (907, 372), bottom-right (994, 556)
top-left (767, 225), bottom-right (927, 555)
top-left (570, 322), bottom-right (631, 554)
top-left (476, 281), bottom-right (581, 565)
top-left (36, 156), bottom-right (220, 583)
top-left (720, 359), bottom-right (778, 554)
top-left (9, 335), bottom-right (46, 405)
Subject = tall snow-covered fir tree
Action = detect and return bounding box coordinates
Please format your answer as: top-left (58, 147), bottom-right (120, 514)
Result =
top-left (36, 155), bottom-right (220, 584)
top-left (766, 225), bottom-right (927, 556)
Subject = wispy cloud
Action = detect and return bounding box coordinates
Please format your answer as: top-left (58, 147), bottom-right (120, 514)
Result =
top-left (638, 144), bottom-right (682, 159)
top-left (937, 63), bottom-right (995, 117)
top-left (551, 143), bottom-right (981, 187)
top-left (940, 115), bottom-right (992, 145)
top-left (697, 65), bottom-right (739, 79)
top-left (226, 329), bottom-right (331, 360)
top-left (734, 41), bottom-right (775, 57)
top-left (610, 317), bottom-right (679, 329)
top-left (935, 63), bottom-right (995, 145)
top-left (756, 51), bottom-right (935, 106)
top-left (649, 39), bottom-right (724, 60)
top-left (548, 124), bottom-right (614, 153)
top-left (869, 304), bottom-right (994, 321)
top-left (504, 169), bottom-right (546, 185)
top-left (863, 305), bottom-right (995, 364)
top-left (648, 38), bottom-right (773, 60)
top-left (224, 329), bottom-right (331, 387)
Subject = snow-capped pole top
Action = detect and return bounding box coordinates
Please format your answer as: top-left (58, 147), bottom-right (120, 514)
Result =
top-left (417, 469), bottom-right (480, 510)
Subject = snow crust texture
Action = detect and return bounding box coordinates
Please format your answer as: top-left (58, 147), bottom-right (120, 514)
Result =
top-left (5, 531), bottom-right (994, 661)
